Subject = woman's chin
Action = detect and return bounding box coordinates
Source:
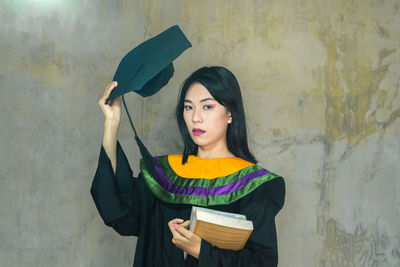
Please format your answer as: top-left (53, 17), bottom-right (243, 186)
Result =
top-left (190, 137), bottom-right (207, 147)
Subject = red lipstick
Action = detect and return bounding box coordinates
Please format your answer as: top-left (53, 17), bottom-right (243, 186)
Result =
top-left (192, 128), bottom-right (205, 136)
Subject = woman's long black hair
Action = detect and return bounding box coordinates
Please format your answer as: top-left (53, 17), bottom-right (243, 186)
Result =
top-left (176, 66), bottom-right (257, 164)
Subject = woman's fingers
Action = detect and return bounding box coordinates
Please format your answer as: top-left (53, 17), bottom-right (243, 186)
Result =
top-left (168, 218), bottom-right (184, 232)
top-left (103, 81), bottom-right (117, 97)
top-left (168, 218), bottom-right (184, 225)
top-left (99, 82), bottom-right (119, 106)
top-left (168, 218), bottom-right (186, 244)
top-left (98, 81), bottom-right (122, 124)
top-left (99, 82), bottom-right (113, 106)
top-left (169, 219), bottom-right (201, 259)
top-left (181, 220), bottom-right (190, 229)
top-left (102, 82), bottom-right (112, 96)
top-left (174, 223), bottom-right (192, 239)
top-left (100, 81), bottom-right (118, 105)
top-left (169, 219), bottom-right (193, 250)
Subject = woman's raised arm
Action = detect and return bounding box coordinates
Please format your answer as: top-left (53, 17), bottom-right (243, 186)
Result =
top-left (98, 81), bottom-right (121, 174)
top-left (92, 81), bottom-right (143, 236)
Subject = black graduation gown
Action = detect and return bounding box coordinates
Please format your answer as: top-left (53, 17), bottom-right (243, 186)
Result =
top-left (90, 142), bottom-right (285, 267)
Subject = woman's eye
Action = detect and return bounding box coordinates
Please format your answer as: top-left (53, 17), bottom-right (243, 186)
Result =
top-left (184, 105), bottom-right (192, 111)
top-left (204, 105), bottom-right (214, 110)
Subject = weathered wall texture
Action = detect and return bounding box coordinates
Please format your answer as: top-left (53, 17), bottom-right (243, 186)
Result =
top-left (1, 0), bottom-right (399, 266)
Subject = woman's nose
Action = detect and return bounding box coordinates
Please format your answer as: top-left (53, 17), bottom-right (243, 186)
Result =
top-left (192, 108), bottom-right (202, 123)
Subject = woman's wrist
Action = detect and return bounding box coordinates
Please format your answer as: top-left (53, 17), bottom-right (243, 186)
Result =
top-left (104, 118), bottom-right (120, 129)
top-left (103, 120), bottom-right (119, 147)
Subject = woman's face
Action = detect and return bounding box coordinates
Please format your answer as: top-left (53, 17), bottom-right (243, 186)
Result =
top-left (183, 82), bottom-right (232, 150)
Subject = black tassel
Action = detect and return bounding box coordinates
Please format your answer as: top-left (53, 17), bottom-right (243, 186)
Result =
top-left (122, 95), bottom-right (156, 178)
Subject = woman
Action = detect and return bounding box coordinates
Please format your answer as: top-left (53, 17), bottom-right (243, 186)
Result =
top-left (91, 66), bottom-right (285, 266)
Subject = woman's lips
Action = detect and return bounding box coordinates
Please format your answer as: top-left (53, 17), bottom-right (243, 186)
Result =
top-left (192, 128), bottom-right (206, 136)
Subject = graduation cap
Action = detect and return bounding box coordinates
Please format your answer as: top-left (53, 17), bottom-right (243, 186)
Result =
top-left (107, 25), bottom-right (191, 176)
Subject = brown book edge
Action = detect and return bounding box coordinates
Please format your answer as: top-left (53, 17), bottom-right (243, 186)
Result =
top-left (194, 220), bottom-right (253, 251)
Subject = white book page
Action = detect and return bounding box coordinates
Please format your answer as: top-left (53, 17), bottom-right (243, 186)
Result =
top-left (196, 209), bottom-right (253, 230)
top-left (193, 206), bottom-right (247, 220)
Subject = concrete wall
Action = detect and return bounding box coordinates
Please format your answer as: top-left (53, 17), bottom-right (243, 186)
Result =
top-left (1, 0), bottom-right (399, 266)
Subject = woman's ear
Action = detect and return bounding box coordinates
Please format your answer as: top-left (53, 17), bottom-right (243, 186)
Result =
top-left (227, 112), bottom-right (232, 124)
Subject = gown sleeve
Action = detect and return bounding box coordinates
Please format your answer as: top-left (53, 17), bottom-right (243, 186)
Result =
top-left (90, 141), bottom-right (142, 236)
top-left (197, 177), bottom-right (285, 267)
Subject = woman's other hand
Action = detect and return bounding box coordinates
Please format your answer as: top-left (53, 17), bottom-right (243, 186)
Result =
top-left (98, 81), bottom-right (121, 127)
top-left (168, 218), bottom-right (201, 259)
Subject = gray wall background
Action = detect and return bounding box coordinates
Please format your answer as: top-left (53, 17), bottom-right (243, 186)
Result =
top-left (1, 0), bottom-right (399, 266)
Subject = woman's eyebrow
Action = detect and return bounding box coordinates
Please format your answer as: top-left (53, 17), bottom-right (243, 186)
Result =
top-left (184, 98), bottom-right (215, 103)
top-left (200, 97), bottom-right (215, 102)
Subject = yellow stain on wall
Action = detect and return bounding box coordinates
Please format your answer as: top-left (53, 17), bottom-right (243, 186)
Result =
top-left (319, 31), bottom-right (398, 145)
top-left (322, 218), bottom-right (390, 266)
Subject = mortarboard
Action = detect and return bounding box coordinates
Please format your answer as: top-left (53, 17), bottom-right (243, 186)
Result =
top-left (107, 25), bottom-right (191, 176)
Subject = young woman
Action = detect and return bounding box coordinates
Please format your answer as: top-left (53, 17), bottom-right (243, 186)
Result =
top-left (91, 66), bottom-right (285, 266)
